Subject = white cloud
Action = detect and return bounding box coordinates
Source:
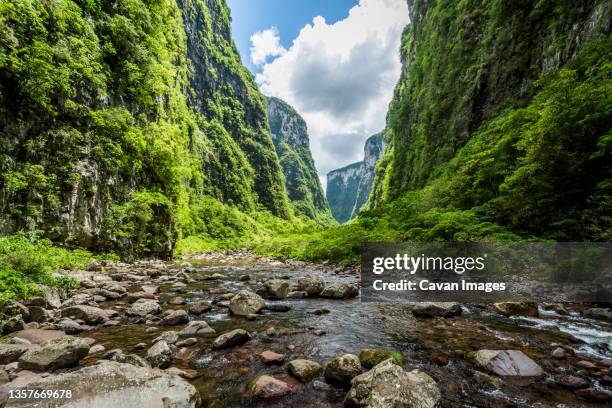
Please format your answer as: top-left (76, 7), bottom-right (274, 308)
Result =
top-left (253, 0), bottom-right (410, 182)
top-left (250, 27), bottom-right (286, 66)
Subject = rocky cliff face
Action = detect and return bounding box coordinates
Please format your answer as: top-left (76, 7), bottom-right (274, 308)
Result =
top-left (0, 0), bottom-right (289, 257)
top-left (327, 133), bottom-right (384, 223)
top-left (370, 0), bottom-right (611, 240)
top-left (266, 97), bottom-right (333, 223)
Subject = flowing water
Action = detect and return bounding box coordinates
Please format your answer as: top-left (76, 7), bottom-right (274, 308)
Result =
top-left (79, 258), bottom-right (612, 407)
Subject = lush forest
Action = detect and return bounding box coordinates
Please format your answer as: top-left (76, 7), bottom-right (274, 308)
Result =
top-left (0, 0), bottom-right (610, 305)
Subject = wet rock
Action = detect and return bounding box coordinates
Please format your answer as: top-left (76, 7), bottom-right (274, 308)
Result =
top-left (358, 349), bottom-right (405, 369)
top-left (61, 305), bottom-right (108, 325)
top-left (0, 344), bottom-right (31, 364)
top-left (18, 336), bottom-right (90, 371)
top-left (0, 368), bottom-right (9, 384)
top-left (89, 344), bottom-right (105, 354)
top-left (312, 308), bottom-right (330, 315)
top-left (146, 341), bottom-right (173, 368)
top-left (210, 273), bottom-right (227, 280)
top-left (175, 338), bottom-right (197, 348)
top-left (7, 361), bottom-right (201, 407)
top-left (263, 279), bottom-right (290, 299)
top-left (165, 367), bottom-right (199, 380)
top-left (474, 350), bottom-right (544, 377)
top-left (494, 302), bottom-right (539, 317)
top-left (582, 307), bottom-right (612, 322)
top-left (189, 300), bottom-right (212, 315)
top-left (575, 387), bottom-right (612, 402)
top-left (238, 274), bottom-right (251, 281)
top-left (229, 290), bottom-right (265, 316)
top-left (250, 375), bottom-right (293, 399)
top-left (345, 359), bottom-right (441, 408)
top-left (2, 315), bottom-right (25, 334)
top-left (576, 360), bottom-right (596, 369)
top-left (297, 275), bottom-right (325, 296)
top-left (153, 331), bottom-right (179, 345)
top-left (320, 283), bottom-right (358, 299)
top-left (126, 300), bottom-right (161, 317)
top-left (412, 302), bottom-right (462, 318)
top-left (169, 296), bottom-right (186, 305)
top-left (27, 306), bottom-right (49, 323)
top-left (161, 309), bottom-right (189, 326)
top-left (178, 321), bottom-right (216, 337)
top-left (61, 293), bottom-right (91, 307)
top-left (551, 347), bottom-right (566, 359)
top-left (212, 329), bottom-right (251, 349)
top-left (9, 329), bottom-right (65, 345)
top-left (141, 285), bottom-right (159, 294)
top-left (108, 350), bottom-right (150, 368)
top-left (287, 291), bottom-right (307, 298)
top-left (265, 303), bottom-right (291, 312)
top-left (260, 350), bottom-right (285, 365)
top-left (288, 359), bottom-right (322, 382)
top-left (559, 375), bottom-right (589, 389)
top-left (324, 354), bottom-right (361, 387)
top-left (313, 329), bottom-right (326, 336)
top-left (312, 380), bottom-right (331, 391)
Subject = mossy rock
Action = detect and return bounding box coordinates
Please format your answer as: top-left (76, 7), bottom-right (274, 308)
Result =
top-left (358, 349), bottom-right (406, 369)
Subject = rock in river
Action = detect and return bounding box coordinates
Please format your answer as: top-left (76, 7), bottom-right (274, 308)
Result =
top-left (18, 336), bottom-right (90, 372)
top-left (263, 279), bottom-right (290, 299)
top-left (0, 344), bottom-right (31, 364)
top-left (288, 359), bottom-right (322, 382)
top-left (297, 275), bottom-right (325, 296)
top-left (126, 300), bottom-right (161, 317)
top-left (320, 283), bottom-right (358, 299)
top-left (229, 290), bottom-right (265, 316)
top-left (324, 354), bottom-right (361, 387)
top-left (61, 305), bottom-right (108, 325)
top-left (178, 321), bottom-right (216, 337)
top-left (358, 349), bottom-right (405, 368)
top-left (412, 302), bottom-right (462, 318)
top-left (5, 361), bottom-right (200, 407)
top-left (212, 329), bottom-right (251, 349)
top-left (145, 340), bottom-right (173, 369)
top-left (474, 350), bottom-right (544, 377)
top-left (494, 302), bottom-right (538, 317)
top-left (250, 375), bottom-right (293, 399)
top-left (161, 309), bottom-right (189, 326)
top-left (345, 359), bottom-right (441, 408)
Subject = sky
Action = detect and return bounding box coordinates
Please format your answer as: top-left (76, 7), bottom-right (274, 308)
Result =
top-left (226, 0), bottom-right (410, 186)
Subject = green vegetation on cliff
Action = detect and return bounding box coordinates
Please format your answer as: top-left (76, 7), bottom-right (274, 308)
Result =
top-left (0, 0), bottom-right (289, 259)
top-left (266, 96), bottom-right (334, 225)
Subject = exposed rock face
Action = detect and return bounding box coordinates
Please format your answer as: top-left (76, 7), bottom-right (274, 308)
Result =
top-left (326, 133), bottom-right (384, 222)
top-left (475, 350), bottom-right (544, 377)
top-left (18, 336), bottom-right (90, 372)
top-left (266, 96), bottom-right (333, 223)
top-left (345, 359), bottom-right (441, 408)
top-left (5, 361), bottom-right (200, 407)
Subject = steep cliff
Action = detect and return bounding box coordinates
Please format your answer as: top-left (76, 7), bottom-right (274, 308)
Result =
top-left (0, 0), bottom-right (289, 257)
top-left (327, 133), bottom-right (384, 223)
top-left (371, 0), bottom-right (611, 240)
top-left (266, 97), bottom-right (333, 224)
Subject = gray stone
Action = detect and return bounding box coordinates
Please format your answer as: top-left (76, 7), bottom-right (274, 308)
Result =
top-left (178, 321), bottom-right (216, 337)
top-left (412, 302), bottom-right (462, 318)
top-left (212, 329), bottom-right (251, 349)
top-left (0, 344), bottom-right (31, 364)
top-left (145, 340), bottom-right (173, 369)
top-left (18, 336), bottom-right (90, 371)
top-left (474, 350), bottom-right (544, 377)
top-left (229, 290), bottom-right (265, 316)
top-left (297, 275), bottom-right (325, 296)
top-left (345, 359), bottom-right (441, 408)
top-left (189, 300), bottom-right (212, 315)
top-left (161, 309), bottom-right (189, 326)
top-left (324, 354), bottom-right (361, 386)
top-left (288, 359), bottom-right (322, 382)
top-left (263, 279), bottom-right (290, 299)
top-left (126, 300), bottom-right (161, 317)
top-left (320, 283), bottom-right (358, 299)
top-left (61, 305), bottom-right (108, 325)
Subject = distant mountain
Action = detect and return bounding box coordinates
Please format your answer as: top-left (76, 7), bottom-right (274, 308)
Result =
top-left (266, 97), bottom-right (334, 224)
top-left (326, 133), bottom-right (384, 223)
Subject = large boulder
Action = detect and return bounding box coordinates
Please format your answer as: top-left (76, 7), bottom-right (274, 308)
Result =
top-left (263, 280), bottom-right (290, 299)
top-left (0, 344), bottom-right (31, 364)
top-left (297, 275), bottom-right (325, 297)
top-left (189, 300), bottom-right (212, 315)
top-left (250, 375), bottom-right (293, 399)
top-left (321, 283), bottom-right (358, 299)
top-left (345, 359), bottom-right (441, 408)
top-left (61, 305), bottom-right (108, 325)
top-left (161, 309), bottom-right (189, 326)
top-left (494, 302), bottom-right (538, 317)
top-left (229, 290), bottom-right (265, 316)
top-left (288, 359), bottom-right (322, 382)
top-left (474, 350), bottom-right (544, 377)
top-left (412, 302), bottom-right (462, 318)
top-left (4, 361), bottom-right (200, 407)
top-left (126, 300), bottom-right (161, 317)
top-left (212, 329), bottom-right (251, 349)
top-left (145, 341), bottom-right (173, 369)
top-left (324, 354), bottom-right (361, 387)
top-left (358, 349), bottom-right (405, 369)
top-left (582, 307), bottom-right (612, 322)
top-left (178, 321), bottom-right (216, 337)
top-left (9, 329), bottom-right (65, 344)
top-left (27, 306), bottom-right (50, 323)
top-left (18, 336), bottom-right (90, 371)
